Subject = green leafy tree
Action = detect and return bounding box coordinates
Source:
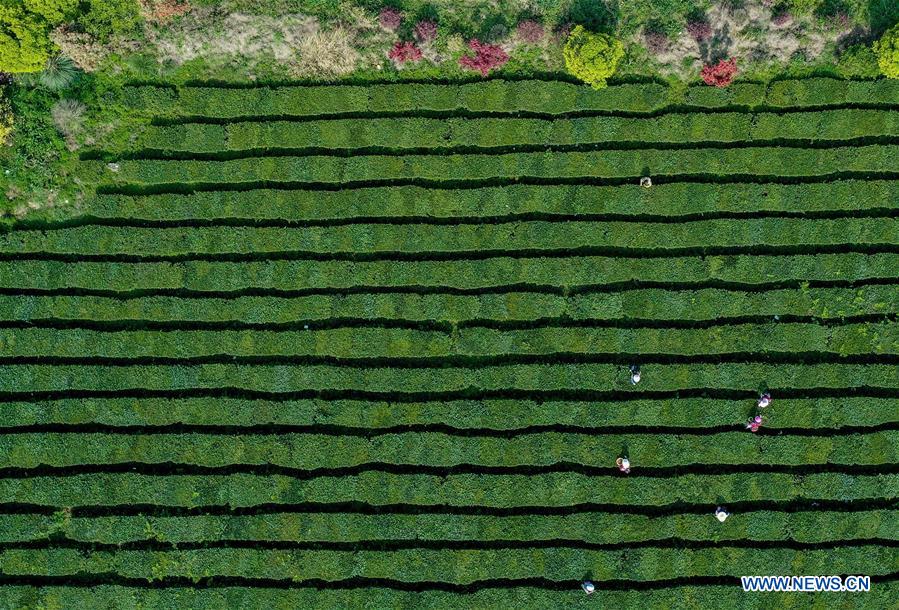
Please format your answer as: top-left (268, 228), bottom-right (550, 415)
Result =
top-left (23, 0), bottom-right (78, 24)
top-left (874, 24), bottom-right (899, 79)
top-left (80, 0), bottom-right (141, 42)
top-left (836, 44), bottom-right (880, 78)
top-left (0, 3), bottom-right (53, 73)
top-left (563, 25), bottom-right (624, 89)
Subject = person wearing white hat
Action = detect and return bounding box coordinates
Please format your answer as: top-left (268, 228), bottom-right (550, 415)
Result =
top-left (629, 365), bottom-right (641, 385)
top-left (758, 392), bottom-right (772, 409)
top-left (616, 456), bottom-right (631, 474)
top-left (582, 581), bottom-right (595, 594)
top-left (715, 506), bottom-right (730, 522)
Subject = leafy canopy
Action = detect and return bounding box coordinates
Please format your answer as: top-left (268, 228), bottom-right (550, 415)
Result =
top-left (874, 24), bottom-right (899, 79)
top-left (563, 25), bottom-right (624, 90)
top-left (0, 2), bottom-right (53, 73)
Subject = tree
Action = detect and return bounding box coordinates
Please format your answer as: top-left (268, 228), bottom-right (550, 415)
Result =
top-left (563, 25), bottom-right (624, 89)
top-left (874, 24), bottom-right (899, 79)
top-left (0, 3), bottom-right (53, 73)
top-left (23, 0), bottom-right (78, 25)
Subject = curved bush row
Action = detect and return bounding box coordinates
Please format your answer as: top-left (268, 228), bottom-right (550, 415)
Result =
top-left (3, 218), bottom-right (897, 256)
top-left (0, 546), bottom-right (893, 583)
top-left (3, 430), bottom-right (896, 470)
top-left (4, 510), bottom-right (895, 545)
top-left (2, 472), bottom-right (893, 509)
top-left (92, 146), bottom-right (899, 187)
top-left (135, 109), bottom-right (899, 153)
top-left (120, 78), bottom-right (899, 119)
top-left (1, 254), bottom-right (895, 292)
top-left (0, 397), bottom-right (895, 430)
top-left (84, 181), bottom-right (899, 221)
top-left (0, 286), bottom-right (896, 324)
top-left (1, 322), bottom-right (895, 359)
top-left (0, 363), bottom-right (894, 394)
top-left (1, 585), bottom-right (895, 610)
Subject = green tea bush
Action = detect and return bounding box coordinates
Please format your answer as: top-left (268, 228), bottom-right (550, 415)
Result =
top-left (563, 26), bottom-right (624, 89)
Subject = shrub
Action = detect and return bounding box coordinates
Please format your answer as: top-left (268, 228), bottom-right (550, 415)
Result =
top-left (37, 54), bottom-right (78, 90)
top-left (0, 91), bottom-right (12, 144)
top-left (516, 20), bottom-right (545, 43)
top-left (562, 26), bottom-right (624, 90)
top-left (413, 20), bottom-right (437, 43)
top-left (388, 41), bottom-right (422, 64)
top-left (644, 29), bottom-right (669, 54)
top-left (22, 0), bottom-right (78, 24)
top-left (836, 44), bottom-right (880, 78)
top-left (772, 10), bottom-right (792, 26)
top-left (378, 7), bottom-right (402, 32)
top-left (49, 26), bottom-right (108, 72)
top-left (701, 58), bottom-right (738, 86)
top-left (686, 20), bottom-right (712, 42)
top-left (50, 98), bottom-right (85, 142)
top-left (80, 0), bottom-right (142, 42)
top-left (873, 24), bottom-right (899, 79)
top-left (0, 4), bottom-right (54, 73)
top-left (459, 40), bottom-right (509, 76)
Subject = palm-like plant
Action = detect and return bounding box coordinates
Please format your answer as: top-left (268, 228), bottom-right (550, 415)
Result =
top-left (38, 55), bottom-right (80, 91)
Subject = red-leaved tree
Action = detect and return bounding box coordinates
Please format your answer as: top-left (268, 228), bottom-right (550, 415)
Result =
top-left (413, 20), bottom-right (438, 43)
top-left (459, 40), bottom-right (509, 76)
top-left (388, 41), bottom-right (423, 64)
top-left (379, 7), bottom-right (403, 31)
top-left (686, 20), bottom-right (712, 42)
top-left (516, 20), bottom-right (545, 43)
top-left (701, 58), bottom-right (738, 87)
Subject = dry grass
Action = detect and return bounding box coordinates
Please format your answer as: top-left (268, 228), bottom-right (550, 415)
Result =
top-left (51, 100), bottom-right (86, 151)
top-left (294, 26), bottom-right (360, 77)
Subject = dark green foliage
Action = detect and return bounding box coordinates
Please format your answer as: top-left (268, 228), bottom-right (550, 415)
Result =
top-left (79, 0), bottom-right (141, 42)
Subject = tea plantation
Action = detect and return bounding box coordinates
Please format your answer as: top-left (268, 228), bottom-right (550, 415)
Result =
top-left (0, 77), bottom-right (897, 608)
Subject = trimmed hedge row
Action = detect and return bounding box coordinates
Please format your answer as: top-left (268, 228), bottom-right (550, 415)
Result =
top-left (3, 218), bottom-right (897, 256)
top-left (1, 323), bottom-right (895, 359)
top-left (0, 546), bottom-right (893, 582)
top-left (135, 109), bottom-right (899, 153)
top-left (4, 510), bottom-right (895, 545)
top-left (0, 397), bottom-right (895, 430)
top-left (0, 254), bottom-right (895, 292)
top-left (2, 472), bottom-right (894, 508)
top-left (120, 78), bottom-right (899, 119)
top-left (1, 585), bottom-right (895, 610)
top-left (0, 363), bottom-right (894, 393)
top-left (83, 181), bottom-right (899, 221)
top-left (0, 285), bottom-right (896, 324)
top-left (92, 146), bottom-right (899, 186)
top-left (3, 430), bottom-right (895, 470)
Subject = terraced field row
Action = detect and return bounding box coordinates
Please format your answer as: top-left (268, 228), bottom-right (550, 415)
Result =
top-left (60, 181), bottom-right (899, 223)
top-left (122, 78), bottom-right (899, 119)
top-left (4, 77), bottom-right (897, 607)
top-left (2, 218), bottom-right (898, 256)
top-left (1, 397), bottom-right (896, 430)
top-left (130, 109), bottom-right (899, 154)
